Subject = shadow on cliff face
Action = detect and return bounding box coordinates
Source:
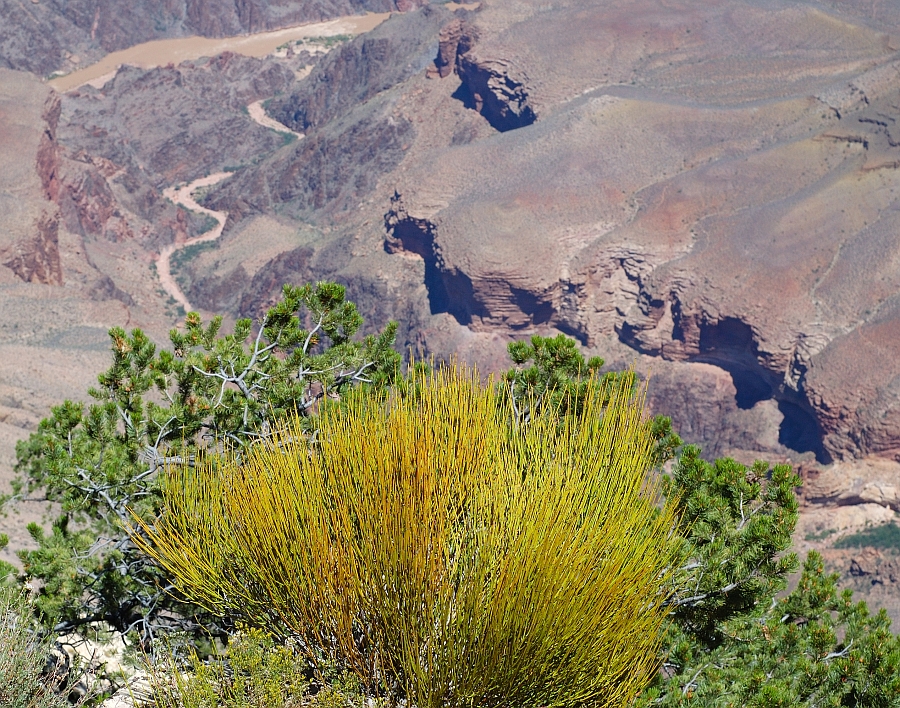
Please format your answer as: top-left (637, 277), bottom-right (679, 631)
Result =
top-left (451, 72), bottom-right (536, 132)
top-left (697, 318), bottom-right (772, 409)
top-left (431, 15), bottom-right (536, 133)
top-left (690, 317), bottom-right (830, 463)
top-left (384, 194), bottom-right (559, 329)
top-left (384, 196), bottom-right (485, 325)
top-left (778, 400), bottom-right (825, 458)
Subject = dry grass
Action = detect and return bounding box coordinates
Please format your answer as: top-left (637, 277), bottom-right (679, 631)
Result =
top-left (136, 367), bottom-right (679, 708)
top-left (0, 587), bottom-right (78, 708)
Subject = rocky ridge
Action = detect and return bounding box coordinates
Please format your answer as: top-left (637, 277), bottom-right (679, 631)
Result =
top-left (20, 0), bottom-right (900, 477)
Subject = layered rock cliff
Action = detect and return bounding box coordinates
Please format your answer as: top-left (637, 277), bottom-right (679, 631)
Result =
top-left (349, 0), bottom-right (900, 471)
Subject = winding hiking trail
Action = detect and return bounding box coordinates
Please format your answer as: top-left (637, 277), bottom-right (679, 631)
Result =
top-left (74, 14), bottom-right (370, 314)
top-left (158, 172), bottom-right (232, 314)
top-left (248, 100), bottom-right (304, 138)
top-left (157, 104), bottom-right (302, 313)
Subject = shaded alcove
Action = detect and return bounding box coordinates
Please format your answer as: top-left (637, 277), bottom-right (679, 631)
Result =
top-left (699, 316), bottom-right (754, 352)
top-left (778, 400), bottom-right (830, 463)
top-left (693, 316), bottom-right (830, 462)
top-left (387, 215), bottom-right (483, 325)
top-left (718, 362), bottom-right (774, 410)
top-left (696, 317), bottom-right (774, 409)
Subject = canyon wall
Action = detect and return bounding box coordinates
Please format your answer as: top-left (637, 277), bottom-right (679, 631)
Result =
top-left (97, 3), bottom-right (878, 494)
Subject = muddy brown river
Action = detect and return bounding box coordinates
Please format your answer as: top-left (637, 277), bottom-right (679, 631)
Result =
top-left (49, 13), bottom-right (389, 93)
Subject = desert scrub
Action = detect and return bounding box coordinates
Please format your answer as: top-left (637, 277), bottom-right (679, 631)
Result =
top-left (148, 628), bottom-right (319, 708)
top-left (137, 367), bottom-right (680, 708)
top-left (170, 240), bottom-right (217, 286)
top-left (834, 521), bottom-right (900, 550)
top-left (0, 585), bottom-right (73, 708)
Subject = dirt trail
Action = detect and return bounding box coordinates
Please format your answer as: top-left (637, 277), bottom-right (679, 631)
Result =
top-left (158, 173), bottom-right (232, 314)
top-left (101, 13), bottom-right (373, 313)
top-left (157, 100), bottom-right (305, 312)
top-left (247, 100), bottom-right (304, 138)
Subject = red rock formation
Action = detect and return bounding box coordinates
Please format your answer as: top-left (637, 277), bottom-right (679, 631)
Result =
top-left (56, 159), bottom-right (117, 239)
top-left (2, 211), bottom-right (63, 286)
top-left (36, 94), bottom-right (62, 201)
top-left (430, 18), bottom-right (477, 79)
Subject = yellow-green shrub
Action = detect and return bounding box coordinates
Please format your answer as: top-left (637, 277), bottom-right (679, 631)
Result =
top-left (137, 368), bottom-right (678, 708)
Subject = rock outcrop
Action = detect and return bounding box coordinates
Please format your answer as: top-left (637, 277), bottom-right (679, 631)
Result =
top-left (455, 54), bottom-right (536, 132)
top-left (429, 18), bottom-right (477, 79)
top-left (125, 1), bottom-right (900, 469)
top-left (2, 211), bottom-right (64, 286)
top-left (803, 458), bottom-right (900, 512)
top-left (0, 76), bottom-right (63, 286)
top-left (270, 5), bottom-right (450, 132)
top-left (205, 103), bottom-right (413, 221)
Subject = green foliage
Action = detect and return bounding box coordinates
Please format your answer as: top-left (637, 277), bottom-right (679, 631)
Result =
top-left (149, 628), bottom-right (312, 708)
top-left (640, 552), bottom-right (900, 707)
top-left (149, 627), bottom-right (375, 708)
top-left (11, 282), bottom-right (400, 641)
top-left (503, 334), bottom-right (681, 464)
top-left (640, 447), bottom-right (900, 706)
top-left (276, 35), bottom-right (353, 52)
top-left (805, 527), bottom-right (837, 542)
top-left (170, 240), bottom-right (217, 272)
top-left (0, 586), bottom-right (75, 708)
top-left (663, 447), bottom-right (801, 644)
top-left (503, 333), bottom-right (613, 416)
top-left (13, 293), bottom-right (900, 708)
top-left (499, 335), bottom-right (900, 705)
top-left (0, 533), bottom-right (19, 585)
top-left (139, 368), bottom-right (680, 708)
top-left (834, 521), bottom-right (900, 550)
